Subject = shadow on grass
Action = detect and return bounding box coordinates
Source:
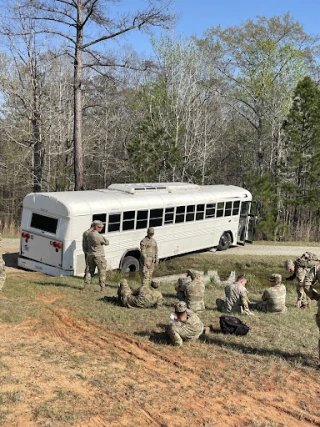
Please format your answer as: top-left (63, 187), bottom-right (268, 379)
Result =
top-left (3, 252), bottom-right (19, 268)
top-left (34, 280), bottom-right (82, 290)
top-left (200, 334), bottom-right (317, 368)
top-left (134, 330), bottom-right (171, 345)
top-left (99, 296), bottom-right (118, 305)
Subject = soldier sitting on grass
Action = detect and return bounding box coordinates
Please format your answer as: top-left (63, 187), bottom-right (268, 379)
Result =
top-left (255, 274), bottom-right (287, 313)
top-left (175, 270), bottom-right (205, 312)
top-left (216, 275), bottom-right (254, 316)
top-left (167, 301), bottom-right (204, 347)
top-left (118, 279), bottom-right (163, 309)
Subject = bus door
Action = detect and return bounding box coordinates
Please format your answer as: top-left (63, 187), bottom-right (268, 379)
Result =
top-left (237, 201), bottom-right (258, 245)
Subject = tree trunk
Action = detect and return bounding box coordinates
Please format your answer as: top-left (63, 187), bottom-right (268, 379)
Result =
top-left (73, 1), bottom-right (84, 191)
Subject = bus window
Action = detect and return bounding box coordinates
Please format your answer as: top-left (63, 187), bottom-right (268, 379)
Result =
top-left (186, 205), bottom-right (195, 222)
top-left (225, 201), bottom-right (232, 217)
top-left (92, 213), bottom-right (107, 233)
top-left (30, 213), bottom-right (58, 234)
top-left (241, 201), bottom-right (250, 216)
top-left (196, 204), bottom-right (205, 221)
top-left (205, 203), bottom-right (216, 218)
top-left (165, 207), bottom-right (174, 224)
top-left (108, 213), bottom-right (121, 232)
top-left (137, 210), bottom-right (148, 229)
top-left (149, 208), bottom-right (164, 227)
top-left (175, 206), bottom-right (185, 223)
top-left (216, 202), bottom-right (224, 217)
top-left (122, 211), bottom-right (135, 231)
top-left (233, 201), bottom-right (240, 215)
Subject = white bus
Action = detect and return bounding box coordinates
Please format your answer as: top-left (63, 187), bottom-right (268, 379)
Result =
top-left (18, 182), bottom-right (256, 276)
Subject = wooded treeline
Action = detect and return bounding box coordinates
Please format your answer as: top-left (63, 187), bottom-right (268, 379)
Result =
top-left (1, 2), bottom-right (320, 241)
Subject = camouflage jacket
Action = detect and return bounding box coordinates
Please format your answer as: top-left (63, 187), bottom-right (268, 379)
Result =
top-left (122, 285), bottom-right (162, 309)
top-left (178, 279), bottom-right (205, 312)
top-left (224, 282), bottom-right (250, 315)
top-left (303, 266), bottom-right (320, 302)
top-left (262, 284), bottom-right (287, 313)
top-left (140, 236), bottom-right (158, 264)
top-left (86, 230), bottom-right (109, 256)
top-left (169, 310), bottom-right (204, 342)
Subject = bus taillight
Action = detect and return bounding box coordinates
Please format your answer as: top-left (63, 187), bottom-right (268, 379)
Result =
top-left (52, 241), bottom-right (62, 251)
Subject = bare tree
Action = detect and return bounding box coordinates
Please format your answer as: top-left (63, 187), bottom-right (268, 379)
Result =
top-left (4, 0), bottom-right (174, 190)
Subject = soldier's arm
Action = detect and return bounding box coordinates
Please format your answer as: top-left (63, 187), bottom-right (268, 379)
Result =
top-left (103, 237), bottom-right (109, 246)
top-left (240, 289), bottom-right (251, 315)
top-left (261, 290), bottom-right (268, 301)
top-left (140, 240), bottom-right (147, 262)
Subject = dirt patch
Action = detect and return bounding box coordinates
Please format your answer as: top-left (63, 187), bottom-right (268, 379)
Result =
top-left (0, 308), bottom-right (319, 427)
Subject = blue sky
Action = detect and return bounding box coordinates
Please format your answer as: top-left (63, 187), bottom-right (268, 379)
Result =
top-left (118, 0), bottom-right (320, 55)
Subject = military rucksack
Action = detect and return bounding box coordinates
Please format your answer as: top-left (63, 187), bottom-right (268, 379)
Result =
top-left (296, 252), bottom-right (320, 269)
top-left (219, 315), bottom-right (250, 336)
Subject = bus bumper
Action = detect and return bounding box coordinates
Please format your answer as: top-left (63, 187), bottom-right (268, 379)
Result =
top-left (18, 256), bottom-right (74, 277)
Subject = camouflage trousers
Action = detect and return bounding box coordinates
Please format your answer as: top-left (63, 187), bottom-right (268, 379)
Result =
top-left (141, 263), bottom-right (155, 286)
top-left (0, 256), bottom-right (5, 291)
top-left (297, 286), bottom-right (311, 308)
top-left (316, 308), bottom-right (320, 359)
top-left (84, 255), bottom-right (106, 288)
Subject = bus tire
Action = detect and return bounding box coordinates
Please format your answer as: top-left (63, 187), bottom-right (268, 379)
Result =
top-left (120, 256), bottom-right (140, 274)
top-left (217, 232), bottom-right (232, 251)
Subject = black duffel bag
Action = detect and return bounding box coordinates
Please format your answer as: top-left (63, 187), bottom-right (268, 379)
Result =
top-left (219, 315), bottom-right (250, 336)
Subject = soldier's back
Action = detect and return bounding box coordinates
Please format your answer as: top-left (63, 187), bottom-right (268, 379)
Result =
top-left (185, 280), bottom-right (205, 311)
top-left (264, 284), bottom-right (287, 313)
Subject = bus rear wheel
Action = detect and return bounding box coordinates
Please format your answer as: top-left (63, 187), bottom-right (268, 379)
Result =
top-left (217, 232), bottom-right (232, 251)
top-left (120, 256), bottom-right (140, 274)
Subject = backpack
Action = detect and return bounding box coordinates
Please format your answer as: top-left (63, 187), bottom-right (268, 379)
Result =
top-left (296, 252), bottom-right (320, 269)
top-left (219, 315), bottom-right (250, 336)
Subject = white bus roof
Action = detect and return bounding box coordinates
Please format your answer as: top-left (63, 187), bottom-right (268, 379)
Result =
top-left (22, 183), bottom-right (251, 217)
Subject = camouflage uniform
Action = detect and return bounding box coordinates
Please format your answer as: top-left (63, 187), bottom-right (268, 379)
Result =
top-left (84, 227), bottom-right (109, 290)
top-left (82, 228), bottom-right (91, 279)
top-left (175, 270), bottom-right (205, 312)
top-left (257, 274), bottom-right (287, 313)
top-left (140, 228), bottom-right (158, 285)
top-left (167, 301), bottom-right (204, 347)
top-left (285, 258), bottom-right (313, 308)
top-left (175, 276), bottom-right (191, 301)
top-left (303, 267), bottom-right (320, 359)
top-left (216, 281), bottom-right (250, 315)
top-left (118, 279), bottom-right (163, 309)
top-left (0, 233), bottom-right (5, 291)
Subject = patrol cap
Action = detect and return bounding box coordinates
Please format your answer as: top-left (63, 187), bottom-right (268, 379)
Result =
top-left (187, 269), bottom-right (197, 280)
top-left (269, 273), bottom-right (282, 283)
top-left (151, 280), bottom-right (160, 289)
top-left (92, 220), bottom-right (104, 228)
top-left (284, 259), bottom-right (294, 270)
top-left (147, 227), bottom-right (155, 235)
top-left (175, 301), bottom-right (187, 313)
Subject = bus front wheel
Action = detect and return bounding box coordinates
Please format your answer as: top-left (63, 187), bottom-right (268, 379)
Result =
top-left (120, 256), bottom-right (140, 274)
top-left (217, 232), bottom-right (232, 251)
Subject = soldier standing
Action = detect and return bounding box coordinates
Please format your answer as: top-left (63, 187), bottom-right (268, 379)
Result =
top-left (284, 257), bottom-right (314, 308)
top-left (175, 270), bottom-right (205, 312)
top-left (83, 220), bottom-right (109, 292)
top-left (0, 233), bottom-right (5, 291)
top-left (140, 227), bottom-right (158, 285)
top-left (82, 222), bottom-right (94, 281)
top-left (167, 301), bottom-right (204, 347)
top-left (303, 266), bottom-right (320, 362)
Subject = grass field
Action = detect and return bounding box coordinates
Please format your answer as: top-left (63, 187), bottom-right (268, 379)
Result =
top-left (0, 253), bottom-right (319, 427)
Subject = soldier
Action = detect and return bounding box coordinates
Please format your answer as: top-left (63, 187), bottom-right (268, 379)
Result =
top-left (82, 222), bottom-right (94, 281)
top-left (167, 301), bottom-right (204, 347)
top-left (216, 275), bottom-right (254, 316)
top-left (0, 233), bottom-right (5, 291)
top-left (83, 220), bottom-right (109, 292)
top-left (256, 274), bottom-right (287, 313)
top-left (175, 270), bottom-right (205, 312)
top-left (140, 227), bottom-right (158, 285)
top-left (303, 266), bottom-right (320, 361)
top-left (284, 257), bottom-right (313, 308)
top-left (118, 279), bottom-right (163, 308)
